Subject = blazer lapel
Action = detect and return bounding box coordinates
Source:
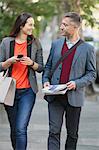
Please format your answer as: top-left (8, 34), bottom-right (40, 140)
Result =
top-left (10, 40), bottom-right (15, 57)
top-left (57, 37), bottom-right (65, 57)
top-left (8, 40), bottom-right (15, 76)
top-left (27, 37), bottom-right (32, 76)
top-left (27, 37), bottom-right (32, 58)
top-left (71, 45), bottom-right (82, 68)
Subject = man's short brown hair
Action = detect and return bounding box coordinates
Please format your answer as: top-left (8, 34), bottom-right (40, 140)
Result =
top-left (64, 12), bottom-right (82, 26)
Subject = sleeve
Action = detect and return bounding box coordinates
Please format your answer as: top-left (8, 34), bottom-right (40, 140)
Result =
top-left (35, 39), bottom-right (44, 73)
top-left (75, 46), bottom-right (96, 89)
top-left (0, 39), bottom-right (6, 72)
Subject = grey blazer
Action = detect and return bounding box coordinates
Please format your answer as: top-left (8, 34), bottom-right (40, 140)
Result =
top-left (42, 37), bottom-right (96, 107)
top-left (0, 37), bottom-right (44, 93)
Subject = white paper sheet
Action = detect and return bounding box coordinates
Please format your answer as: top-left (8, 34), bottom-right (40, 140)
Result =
top-left (42, 84), bottom-right (67, 95)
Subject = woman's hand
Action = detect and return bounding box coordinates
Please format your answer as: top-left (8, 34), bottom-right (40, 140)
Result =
top-left (20, 56), bottom-right (33, 66)
top-left (20, 56), bottom-right (39, 70)
top-left (2, 56), bottom-right (19, 69)
top-left (7, 56), bottom-right (19, 64)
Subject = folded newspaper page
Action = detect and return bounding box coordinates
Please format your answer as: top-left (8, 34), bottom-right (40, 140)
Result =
top-left (42, 84), bottom-right (67, 95)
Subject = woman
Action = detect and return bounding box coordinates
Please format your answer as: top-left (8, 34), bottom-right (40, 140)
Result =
top-left (0, 12), bottom-right (44, 150)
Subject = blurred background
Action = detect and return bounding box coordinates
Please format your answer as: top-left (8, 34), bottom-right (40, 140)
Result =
top-left (0, 0), bottom-right (99, 67)
top-left (0, 0), bottom-right (99, 40)
top-left (0, 0), bottom-right (99, 150)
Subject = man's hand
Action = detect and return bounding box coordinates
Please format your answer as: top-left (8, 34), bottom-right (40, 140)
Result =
top-left (43, 82), bottom-right (50, 88)
top-left (66, 81), bottom-right (76, 90)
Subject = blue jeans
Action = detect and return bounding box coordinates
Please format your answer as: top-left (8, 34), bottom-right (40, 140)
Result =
top-left (5, 87), bottom-right (36, 150)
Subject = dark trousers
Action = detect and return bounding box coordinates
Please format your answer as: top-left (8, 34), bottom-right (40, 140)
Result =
top-left (4, 88), bottom-right (36, 150)
top-left (48, 95), bottom-right (81, 150)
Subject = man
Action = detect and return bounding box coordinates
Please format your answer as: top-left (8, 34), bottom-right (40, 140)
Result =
top-left (42, 12), bottom-right (96, 150)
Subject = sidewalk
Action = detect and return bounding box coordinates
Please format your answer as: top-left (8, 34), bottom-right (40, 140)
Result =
top-left (0, 80), bottom-right (99, 150)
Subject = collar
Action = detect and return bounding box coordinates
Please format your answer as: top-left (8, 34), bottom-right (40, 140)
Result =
top-left (66, 37), bottom-right (80, 45)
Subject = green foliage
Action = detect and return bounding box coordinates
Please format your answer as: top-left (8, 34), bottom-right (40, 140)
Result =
top-left (84, 36), bottom-right (94, 41)
top-left (80, 0), bottom-right (97, 27)
top-left (0, 0), bottom-right (98, 40)
top-left (54, 0), bottom-right (98, 27)
top-left (0, 0), bottom-right (56, 40)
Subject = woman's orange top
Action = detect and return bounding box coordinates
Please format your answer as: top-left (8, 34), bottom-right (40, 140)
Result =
top-left (11, 41), bottom-right (31, 89)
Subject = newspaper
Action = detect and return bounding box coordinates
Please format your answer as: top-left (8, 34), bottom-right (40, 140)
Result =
top-left (42, 84), bottom-right (67, 95)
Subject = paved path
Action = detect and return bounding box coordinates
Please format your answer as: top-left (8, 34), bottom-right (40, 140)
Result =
top-left (0, 78), bottom-right (99, 150)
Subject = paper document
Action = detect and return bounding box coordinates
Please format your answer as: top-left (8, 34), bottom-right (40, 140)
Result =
top-left (42, 84), bottom-right (67, 95)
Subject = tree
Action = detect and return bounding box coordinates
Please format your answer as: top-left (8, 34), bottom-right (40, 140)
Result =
top-left (52, 0), bottom-right (98, 27)
top-left (0, 0), bottom-right (98, 40)
top-left (0, 0), bottom-right (56, 40)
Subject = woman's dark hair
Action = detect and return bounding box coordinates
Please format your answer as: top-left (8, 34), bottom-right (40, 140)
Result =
top-left (10, 12), bottom-right (33, 38)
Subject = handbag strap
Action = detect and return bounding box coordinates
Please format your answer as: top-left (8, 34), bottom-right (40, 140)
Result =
top-left (50, 39), bottom-right (84, 79)
top-left (3, 69), bottom-right (9, 78)
top-left (1, 69), bottom-right (9, 79)
top-left (0, 69), bottom-right (8, 84)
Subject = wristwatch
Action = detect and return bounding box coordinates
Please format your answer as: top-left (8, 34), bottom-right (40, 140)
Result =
top-left (30, 61), bottom-right (34, 67)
